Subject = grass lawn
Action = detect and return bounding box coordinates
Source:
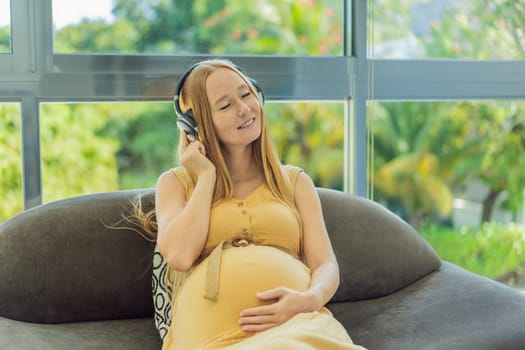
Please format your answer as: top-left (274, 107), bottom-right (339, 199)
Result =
top-left (420, 223), bottom-right (525, 287)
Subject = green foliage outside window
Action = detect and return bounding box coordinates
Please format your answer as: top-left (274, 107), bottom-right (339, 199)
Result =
top-left (0, 105), bottom-right (22, 220)
top-left (371, 0), bottom-right (525, 228)
top-left (0, 26), bottom-right (9, 52)
top-left (421, 223), bottom-right (525, 285)
top-left (373, 101), bottom-right (525, 229)
top-left (371, 0), bottom-right (525, 60)
top-left (55, 0), bottom-right (343, 55)
top-left (40, 103), bottom-right (120, 203)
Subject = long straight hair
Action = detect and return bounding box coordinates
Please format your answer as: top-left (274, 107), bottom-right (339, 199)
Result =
top-left (178, 59), bottom-right (295, 208)
top-left (128, 59), bottom-right (298, 241)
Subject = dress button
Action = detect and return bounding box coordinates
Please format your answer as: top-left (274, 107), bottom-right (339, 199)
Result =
top-left (232, 238), bottom-right (251, 247)
top-left (241, 228), bottom-right (249, 235)
top-left (241, 209), bottom-right (247, 215)
top-left (238, 202), bottom-right (244, 207)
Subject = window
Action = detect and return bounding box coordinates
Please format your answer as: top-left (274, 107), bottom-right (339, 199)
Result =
top-left (370, 100), bottom-right (525, 287)
top-left (2, 0), bottom-right (523, 291)
top-left (52, 0), bottom-right (344, 55)
top-left (40, 101), bottom-right (176, 202)
top-left (0, 0), bottom-right (11, 53)
top-left (0, 103), bottom-right (22, 223)
top-left (39, 101), bottom-right (344, 202)
top-left (371, 0), bottom-right (525, 59)
top-left (267, 102), bottom-right (345, 189)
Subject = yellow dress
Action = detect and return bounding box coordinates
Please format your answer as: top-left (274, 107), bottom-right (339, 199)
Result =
top-left (161, 166), bottom-right (367, 350)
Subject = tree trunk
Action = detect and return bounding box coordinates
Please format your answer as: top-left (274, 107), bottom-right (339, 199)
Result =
top-left (481, 189), bottom-right (501, 223)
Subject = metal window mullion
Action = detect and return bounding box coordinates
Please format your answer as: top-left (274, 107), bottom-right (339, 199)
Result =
top-left (372, 59), bottom-right (525, 100)
top-left (344, 0), bottom-right (368, 197)
top-left (10, 0), bottom-right (33, 73)
top-left (33, 0), bottom-right (54, 73)
top-left (20, 96), bottom-right (42, 209)
top-left (11, 0), bottom-right (53, 209)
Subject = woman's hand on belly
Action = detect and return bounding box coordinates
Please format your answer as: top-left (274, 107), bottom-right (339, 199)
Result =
top-left (238, 286), bottom-right (321, 333)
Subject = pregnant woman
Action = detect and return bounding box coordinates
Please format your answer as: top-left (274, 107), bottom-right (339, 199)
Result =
top-left (151, 59), bottom-right (366, 349)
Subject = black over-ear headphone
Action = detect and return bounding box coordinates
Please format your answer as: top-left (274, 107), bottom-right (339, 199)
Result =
top-left (173, 61), bottom-right (265, 142)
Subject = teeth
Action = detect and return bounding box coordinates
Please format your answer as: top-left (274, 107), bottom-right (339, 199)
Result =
top-left (239, 118), bottom-right (254, 129)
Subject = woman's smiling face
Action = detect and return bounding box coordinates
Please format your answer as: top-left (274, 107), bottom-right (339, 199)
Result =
top-left (206, 67), bottom-right (262, 149)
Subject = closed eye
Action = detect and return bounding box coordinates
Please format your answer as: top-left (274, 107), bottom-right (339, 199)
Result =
top-left (219, 103), bottom-right (231, 110)
top-left (241, 92), bottom-right (251, 98)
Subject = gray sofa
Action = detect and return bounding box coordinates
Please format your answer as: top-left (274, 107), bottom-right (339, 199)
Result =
top-left (1, 188), bottom-right (525, 350)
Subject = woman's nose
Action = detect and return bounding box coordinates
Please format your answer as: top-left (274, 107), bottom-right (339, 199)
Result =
top-left (236, 100), bottom-right (251, 116)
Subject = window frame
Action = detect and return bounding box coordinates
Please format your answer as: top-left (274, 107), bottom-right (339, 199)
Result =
top-left (1, 0), bottom-right (525, 209)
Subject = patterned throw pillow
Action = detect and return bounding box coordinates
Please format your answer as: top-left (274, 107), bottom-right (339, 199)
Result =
top-left (152, 246), bottom-right (173, 341)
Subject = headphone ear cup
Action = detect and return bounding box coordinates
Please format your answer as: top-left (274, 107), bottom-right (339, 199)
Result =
top-left (183, 109), bottom-right (196, 127)
top-left (177, 109), bottom-right (199, 140)
top-left (249, 78), bottom-right (265, 105)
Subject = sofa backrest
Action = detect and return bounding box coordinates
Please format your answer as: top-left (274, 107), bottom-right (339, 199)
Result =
top-left (318, 188), bottom-right (441, 302)
top-left (0, 189), bottom-right (155, 324)
top-left (0, 188), bottom-right (440, 323)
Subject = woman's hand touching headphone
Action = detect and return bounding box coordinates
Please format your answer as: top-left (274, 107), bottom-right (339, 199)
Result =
top-left (178, 132), bottom-right (216, 180)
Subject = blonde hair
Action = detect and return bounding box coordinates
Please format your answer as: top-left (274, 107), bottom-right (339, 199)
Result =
top-left (133, 59), bottom-right (296, 240)
top-left (178, 59), bottom-right (295, 207)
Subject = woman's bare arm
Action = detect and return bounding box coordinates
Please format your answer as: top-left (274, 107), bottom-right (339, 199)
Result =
top-left (156, 136), bottom-right (216, 271)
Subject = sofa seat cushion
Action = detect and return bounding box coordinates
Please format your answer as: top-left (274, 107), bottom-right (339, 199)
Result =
top-left (328, 262), bottom-right (525, 350)
top-left (0, 317), bottom-right (161, 350)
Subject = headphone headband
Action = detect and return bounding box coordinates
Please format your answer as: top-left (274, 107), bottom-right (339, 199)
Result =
top-left (173, 62), bottom-right (264, 114)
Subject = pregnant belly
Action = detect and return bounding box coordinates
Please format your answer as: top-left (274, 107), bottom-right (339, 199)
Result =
top-left (171, 245), bottom-right (311, 348)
